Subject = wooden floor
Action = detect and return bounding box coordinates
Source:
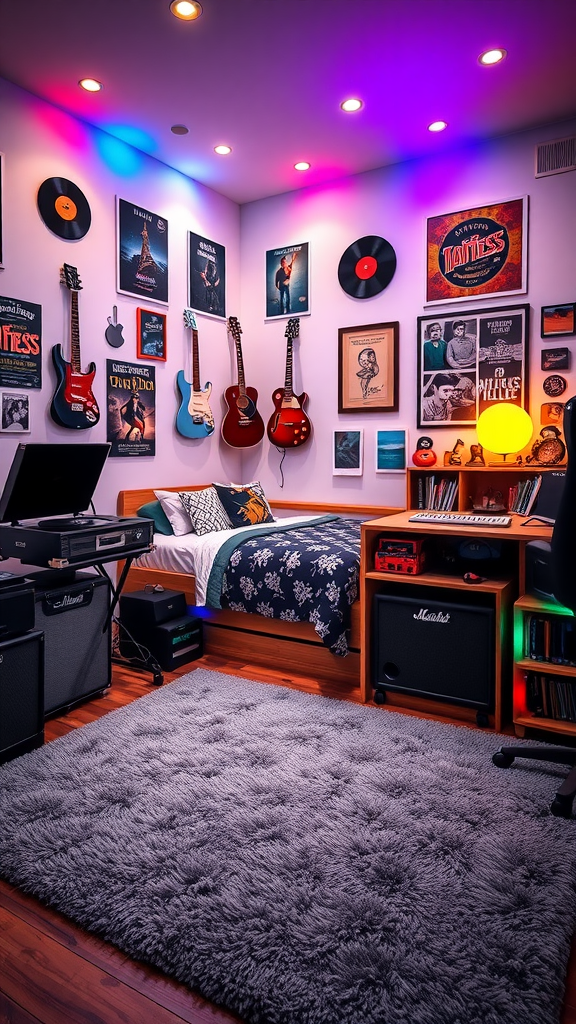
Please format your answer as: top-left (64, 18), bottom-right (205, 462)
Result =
top-left (1, 653), bottom-right (576, 1024)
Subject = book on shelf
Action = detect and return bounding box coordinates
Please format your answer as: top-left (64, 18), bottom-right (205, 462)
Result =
top-left (508, 475), bottom-right (542, 515)
top-left (524, 670), bottom-right (576, 723)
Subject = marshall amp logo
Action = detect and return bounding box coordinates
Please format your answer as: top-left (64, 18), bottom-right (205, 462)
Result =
top-left (413, 608), bottom-right (451, 623)
top-left (42, 586), bottom-right (94, 616)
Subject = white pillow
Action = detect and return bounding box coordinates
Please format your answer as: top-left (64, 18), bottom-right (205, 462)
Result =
top-left (154, 489), bottom-right (196, 536)
top-left (179, 487), bottom-right (232, 536)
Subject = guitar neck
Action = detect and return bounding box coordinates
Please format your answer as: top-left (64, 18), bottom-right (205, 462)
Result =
top-left (191, 329), bottom-right (201, 391)
top-left (235, 337), bottom-right (247, 396)
top-left (70, 291), bottom-right (81, 371)
top-left (283, 337), bottom-right (294, 399)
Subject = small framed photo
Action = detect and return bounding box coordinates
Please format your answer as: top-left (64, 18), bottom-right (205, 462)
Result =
top-left (338, 322), bottom-right (399, 413)
top-left (1, 391), bottom-right (30, 433)
top-left (541, 347), bottom-right (570, 372)
top-left (376, 429), bottom-right (407, 472)
top-left (333, 429), bottom-right (363, 476)
top-left (136, 308), bottom-right (166, 360)
top-left (541, 303), bottom-right (575, 338)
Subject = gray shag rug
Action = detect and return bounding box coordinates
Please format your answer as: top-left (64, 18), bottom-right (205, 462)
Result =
top-left (1, 669), bottom-right (576, 1024)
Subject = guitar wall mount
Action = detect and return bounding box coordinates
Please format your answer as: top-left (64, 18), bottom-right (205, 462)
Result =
top-left (105, 306), bottom-right (125, 348)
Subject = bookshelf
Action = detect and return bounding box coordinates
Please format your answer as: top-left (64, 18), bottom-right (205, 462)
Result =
top-left (406, 465), bottom-right (563, 516)
top-left (512, 593), bottom-right (576, 738)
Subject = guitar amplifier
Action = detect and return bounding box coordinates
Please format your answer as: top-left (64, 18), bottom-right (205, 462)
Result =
top-left (375, 536), bottom-right (426, 575)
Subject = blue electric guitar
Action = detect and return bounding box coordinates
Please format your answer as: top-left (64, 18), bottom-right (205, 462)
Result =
top-left (175, 309), bottom-right (215, 438)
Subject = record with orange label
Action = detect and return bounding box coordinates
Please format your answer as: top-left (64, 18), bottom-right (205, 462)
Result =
top-left (37, 177), bottom-right (92, 240)
top-left (338, 235), bottom-right (396, 298)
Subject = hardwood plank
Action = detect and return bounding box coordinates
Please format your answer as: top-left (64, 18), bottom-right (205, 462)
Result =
top-left (0, 992), bottom-right (43, 1024)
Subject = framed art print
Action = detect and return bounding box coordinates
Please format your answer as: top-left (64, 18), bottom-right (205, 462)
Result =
top-left (265, 242), bottom-right (310, 320)
top-left (136, 308), bottom-right (166, 361)
top-left (426, 196), bottom-right (528, 305)
top-left (541, 347), bottom-right (570, 372)
top-left (333, 429), bottom-right (363, 476)
top-left (338, 322), bottom-right (399, 413)
top-left (541, 303), bottom-right (575, 338)
top-left (188, 232), bottom-right (226, 320)
top-left (116, 198), bottom-right (168, 304)
top-left (417, 304), bottom-right (529, 428)
top-left (375, 429), bottom-right (407, 472)
top-left (0, 391), bottom-right (30, 433)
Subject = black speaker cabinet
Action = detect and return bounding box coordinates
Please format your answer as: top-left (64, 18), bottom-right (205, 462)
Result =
top-left (119, 612), bottom-right (203, 671)
top-left (0, 630), bottom-right (44, 764)
top-left (119, 588), bottom-right (188, 629)
top-left (373, 588), bottom-right (495, 711)
top-left (34, 572), bottom-right (112, 716)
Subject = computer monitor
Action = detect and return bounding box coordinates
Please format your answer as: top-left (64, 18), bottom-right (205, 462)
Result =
top-left (0, 443), bottom-right (111, 524)
top-left (529, 470), bottom-right (566, 525)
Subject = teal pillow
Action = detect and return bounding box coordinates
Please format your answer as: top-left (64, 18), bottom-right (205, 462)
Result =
top-left (137, 500), bottom-right (173, 536)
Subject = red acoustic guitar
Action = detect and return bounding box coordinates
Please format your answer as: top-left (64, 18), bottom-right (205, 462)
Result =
top-left (222, 316), bottom-right (264, 448)
top-left (50, 264), bottom-right (99, 430)
top-left (267, 317), bottom-right (311, 447)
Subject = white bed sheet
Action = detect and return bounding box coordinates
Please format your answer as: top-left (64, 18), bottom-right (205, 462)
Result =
top-left (133, 514), bottom-right (324, 605)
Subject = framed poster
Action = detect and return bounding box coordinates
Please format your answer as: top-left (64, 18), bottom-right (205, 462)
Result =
top-left (426, 196), bottom-right (528, 305)
top-left (0, 295), bottom-right (42, 388)
top-left (338, 322), bottom-right (399, 413)
top-left (265, 242), bottom-right (310, 320)
top-left (333, 429), bottom-right (363, 476)
top-left (188, 232), bottom-right (225, 320)
top-left (0, 391), bottom-right (30, 433)
top-left (417, 304), bottom-right (529, 429)
top-left (541, 303), bottom-right (575, 338)
top-left (106, 359), bottom-right (156, 457)
top-left (375, 429), bottom-right (407, 472)
top-left (116, 198), bottom-right (168, 304)
top-left (541, 347), bottom-right (570, 372)
top-left (136, 308), bottom-right (166, 360)
top-left (0, 152), bottom-right (4, 269)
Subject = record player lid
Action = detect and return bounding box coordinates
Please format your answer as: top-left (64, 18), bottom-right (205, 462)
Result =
top-left (0, 443), bottom-right (111, 524)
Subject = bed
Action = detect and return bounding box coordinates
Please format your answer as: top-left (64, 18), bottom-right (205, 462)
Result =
top-left (117, 486), bottom-right (400, 696)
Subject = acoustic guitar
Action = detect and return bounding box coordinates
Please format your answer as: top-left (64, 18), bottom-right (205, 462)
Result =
top-left (267, 317), bottom-right (311, 448)
top-left (221, 316), bottom-right (264, 448)
top-left (175, 309), bottom-right (215, 438)
top-left (50, 264), bottom-right (100, 430)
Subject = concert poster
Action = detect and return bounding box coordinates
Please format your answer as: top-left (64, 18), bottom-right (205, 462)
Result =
top-left (265, 242), bottom-right (310, 320)
top-left (426, 196), bottom-right (528, 305)
top-left (106, 358), bottom-right (156, 457)
top-left (0, 295), bottom-right (42, 388)
top-left (116, 198), bottom-right (168, 304)
top-left (188, 232), bottom-right (226, 320)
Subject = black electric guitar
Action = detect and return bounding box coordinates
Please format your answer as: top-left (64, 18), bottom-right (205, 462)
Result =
top-left (175, 309), bottom-right (215, 438)
top-left (267, 317), bottom-right (311, 447)
top-left (221, 316), bottom-right (264, 448)
top-left (50, 264), bottom-right (99, 429)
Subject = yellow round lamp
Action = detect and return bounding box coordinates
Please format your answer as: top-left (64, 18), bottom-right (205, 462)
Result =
top-left (476, 403), bottom-right (533, 465)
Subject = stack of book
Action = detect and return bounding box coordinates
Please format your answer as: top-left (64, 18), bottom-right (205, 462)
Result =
top-left (417, 475), bottom-right (459, 511)
top-left (508, 475), bottom-right (542, 515)
top-left (525, 612), bottom-right (576, 664)
top-left (524, 671), bottom-right (576, 723)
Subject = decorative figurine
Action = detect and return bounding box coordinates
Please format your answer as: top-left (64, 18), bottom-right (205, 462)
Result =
top-left (444, 438), bottom-right (464, 466)
top-left (412, 436), bottom-right (437, 467)
top-left (525, 424), bottom-right (566, 465)
top-left (465, 443), bottom-right (485, 466)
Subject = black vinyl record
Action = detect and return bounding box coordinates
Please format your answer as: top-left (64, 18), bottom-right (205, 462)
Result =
top-left (338, 234), bottom-right (396, 298)
top-left (37, 177), bottom-right (92, 240)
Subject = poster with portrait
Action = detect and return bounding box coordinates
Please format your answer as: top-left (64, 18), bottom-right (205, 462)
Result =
top-left (116, 198), bottom-right (168, 304)
top-left (265, 242), bottom-right (310, 320)
top-left (417, 304), bottom-right (529, 428)
top-left (106, 358), bottom-right (156, 457)
top-left (188, 232), bottom-right (226, 320)
top-left (426, 196), bottom-right (528, 305)
top-left (0, 295), bottom-right (42, 388)
top-left (0, 391), bottom-right (30, 433)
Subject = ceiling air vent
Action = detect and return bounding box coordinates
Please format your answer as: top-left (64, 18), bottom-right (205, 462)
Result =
top-left (535, 136), bottom-right (576, 177)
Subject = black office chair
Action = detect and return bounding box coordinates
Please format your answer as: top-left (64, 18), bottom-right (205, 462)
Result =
top-left (493, 396), bottom-right (576, 818)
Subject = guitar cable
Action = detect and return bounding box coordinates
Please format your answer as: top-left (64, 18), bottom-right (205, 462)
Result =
top-left (275, 446), bottom-right (287, 488)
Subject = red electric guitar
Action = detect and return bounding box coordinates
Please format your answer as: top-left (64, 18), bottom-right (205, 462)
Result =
top-left (50, 264), bottom-right (99, 429)
top-left (221, 316), bottom-right (264, 448)
top-left (267, 317), bottom-right (311, 448)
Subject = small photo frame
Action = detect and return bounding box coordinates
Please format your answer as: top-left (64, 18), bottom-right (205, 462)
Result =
top-left (338, 322), bottom-right (399, 413)
top-left (265, 242), bottom-right (310, 320)
top-left (1, 391), bottom-right (30, 432)
top-left (136, 308), bottom-right (166, 360)
top-left (333, 429), bottom-right (363, 476)
top-left (541, 303), bottom-right (576, 338)
top-left (541, 347), bottom-right (570, 372)
top-left (375, 429), bottom-right (407, 472)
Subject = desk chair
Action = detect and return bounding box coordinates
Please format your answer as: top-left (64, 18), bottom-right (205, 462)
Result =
top-left (493, 396), bottom-right (576, 819)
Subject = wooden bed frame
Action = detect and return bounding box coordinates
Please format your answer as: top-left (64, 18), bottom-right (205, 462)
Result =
top-left (117, 487), bottom-right (400, 697)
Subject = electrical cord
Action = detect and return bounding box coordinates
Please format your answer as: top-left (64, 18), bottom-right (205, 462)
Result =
top-left (275, 446), bottom-right (286, 488)
top-left (112, 614), bottom-right (164, 686)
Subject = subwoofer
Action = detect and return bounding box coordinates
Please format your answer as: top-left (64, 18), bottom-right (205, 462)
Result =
top-left (0, 630), bottom-right (44, 764)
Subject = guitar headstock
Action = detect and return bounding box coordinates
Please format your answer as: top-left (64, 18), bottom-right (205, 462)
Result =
top-left (183, 308), bottom-right (198, 331)
top-left (285, 317), bottom-right (300, 340)
top-left (227, 316), bottom-right (242, 342)
top-left (60, 264), bottom-right (83, 291)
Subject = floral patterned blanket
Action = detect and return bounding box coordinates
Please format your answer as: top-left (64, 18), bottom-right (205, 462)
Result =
top-left (205, 516), bottom-right (361, 656)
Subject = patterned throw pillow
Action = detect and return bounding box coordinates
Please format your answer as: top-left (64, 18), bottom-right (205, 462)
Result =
top-left (179, 487), bottom-right (232, 536)
top-left (212, 482), bottom-right (275, 528)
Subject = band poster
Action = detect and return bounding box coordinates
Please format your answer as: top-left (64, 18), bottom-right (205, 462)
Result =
top-left (417, 304), bottom-right (529, 429)
top-left (426, 196), bottom-right (528, 305)
top-left (188, 232), bottom-right (226, 319)
top-left (106, 358), bottom-right (156, 457)
top-left (265, 242), bottom-right (310, 320)
top-left (0, 295), bottom-right (42, 388)
top-left (116, 198), bottom-right (168, 304)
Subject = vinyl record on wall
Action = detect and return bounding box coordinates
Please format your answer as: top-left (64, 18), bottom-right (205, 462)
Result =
top-left (338, 235), bottom-right (397, 298)
top-left (37, 177), bottom-right (92, 240)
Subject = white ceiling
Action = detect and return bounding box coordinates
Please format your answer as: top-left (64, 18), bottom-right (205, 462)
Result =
top-left (1, 0), bottom-right (575, 204)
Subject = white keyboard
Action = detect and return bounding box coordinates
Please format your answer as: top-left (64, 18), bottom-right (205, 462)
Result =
top-left (408, 512), bottom-right (511, 528)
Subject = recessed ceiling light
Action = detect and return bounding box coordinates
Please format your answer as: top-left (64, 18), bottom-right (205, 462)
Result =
top-left (171, 124), bottom-right (189, 135)
top-left (341, 98), bottom-right (362, 112)
top-left (170, 0), bottom-right (202, 20)
top-left (479, 48), bottom-right (507, 66)
top-left (214, 144), bottom-right (232, 155)
top-left (428, 120), bottom-right (448, 133)
top-left (294, 161), bottom-right (310, 171)
top-left (79, 78), bottom-right (102, 93)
